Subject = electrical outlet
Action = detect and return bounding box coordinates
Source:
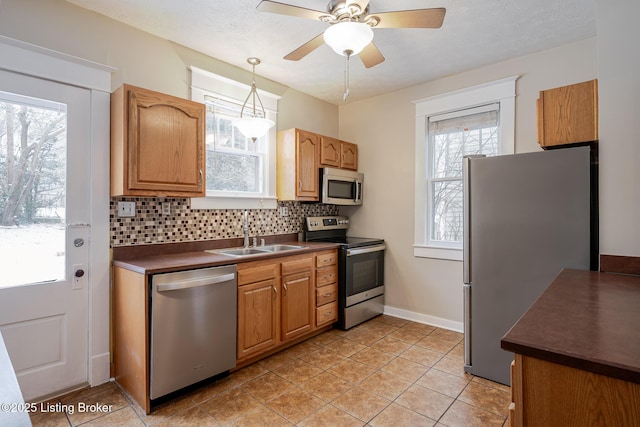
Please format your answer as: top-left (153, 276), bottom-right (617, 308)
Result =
top-left (280, 206), bottom-right (289, 217)
top-left (117, 201), bottom-right (136, 217)
top-left (162, 202), bottom-right (171, 216)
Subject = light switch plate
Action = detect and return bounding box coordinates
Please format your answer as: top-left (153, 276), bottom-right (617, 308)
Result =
top-left (117, 201), bottom-right (136, 217)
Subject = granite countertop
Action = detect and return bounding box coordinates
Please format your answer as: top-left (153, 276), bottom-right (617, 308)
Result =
top-left (113, 240), bottom-right (340, 275)
top-left (501, 269), bottom-right (640, 384)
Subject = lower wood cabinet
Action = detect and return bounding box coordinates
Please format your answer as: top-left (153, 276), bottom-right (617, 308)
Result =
top-left (510, 354), bottom-right (640, 426)
top-left (236, 249), bottom-right (338, 363)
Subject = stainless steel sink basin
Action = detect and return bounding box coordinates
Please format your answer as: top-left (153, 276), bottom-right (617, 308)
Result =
top-left (260, 244), bottom-right (307, 252)
top-left (207, 247), bottom-right (270, 257)
top-left (206, 244), bottom-right (306, 257)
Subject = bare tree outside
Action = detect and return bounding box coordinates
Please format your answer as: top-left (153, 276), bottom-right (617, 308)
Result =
top-left (429, 109), bottom-right (499, 244)
top-left (0, 93), bottom-right (67, 287)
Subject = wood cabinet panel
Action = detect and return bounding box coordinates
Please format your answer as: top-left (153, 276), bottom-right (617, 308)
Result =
top-left (237, 261), bottom-right (279, 285)
top-left (237, 278), bottom-right (279, 360)
top-left (316, 283), bottom-right (337, 306)
top-left (281, 255), bottom-right (313, 276)
top-left (316, 266), bottom-right (336, 287)
top-left (281, 272), bottom-right (314, 341)
top-left (537, 79), bottom-right (598, 148)
top-left (316, 302), bottom-right (338, 327)
top-left (112, 267), bottom-right (150, 413)
top-left (340, 141), bottom-right (358, 170)
top-left (276, 128), bottom-right (320, 201)
top-left (320, 136), bottom-right (341, 167)
top-left (111, 84), bottom-right (205, 196)
top-left (316, 251), bottom-right (337, 268)
top-left (320, 136), bottom-right (358, 170)
top-left (511, 354), bottom-right (640, 426)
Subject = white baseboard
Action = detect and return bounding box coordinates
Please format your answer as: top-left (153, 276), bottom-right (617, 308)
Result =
top-left (90, 352), bottom-right (110, 386)
top-left (383, 305), bottom-right (463, 333)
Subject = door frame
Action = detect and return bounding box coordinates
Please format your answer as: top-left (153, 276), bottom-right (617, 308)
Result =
top-left (0, 36), bottom-right (114, 393)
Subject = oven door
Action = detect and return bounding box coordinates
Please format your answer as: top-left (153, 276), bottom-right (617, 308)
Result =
top-left (344, 244), bottom-right (385, 306)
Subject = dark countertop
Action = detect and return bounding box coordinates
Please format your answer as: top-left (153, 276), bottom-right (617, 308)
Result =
top-left (113, 241), bottom-right (340, 275)
top-left (501, 269), bottom-right (640, 384)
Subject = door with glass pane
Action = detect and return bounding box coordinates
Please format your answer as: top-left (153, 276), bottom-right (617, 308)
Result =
top-left (0, 69), bottom-right (90, 400)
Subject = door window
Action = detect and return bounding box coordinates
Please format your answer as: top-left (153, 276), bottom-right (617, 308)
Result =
top-left (0, 92), bottom-right (67, 288)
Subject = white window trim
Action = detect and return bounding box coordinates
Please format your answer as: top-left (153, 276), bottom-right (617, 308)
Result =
top-left (413, 76), bottom-right (518, 261)
top-left (189, 66), bottom-right (280, 210)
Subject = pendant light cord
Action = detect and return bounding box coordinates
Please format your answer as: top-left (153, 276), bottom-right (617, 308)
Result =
top-left (343, 49), bottom-right (353, 101)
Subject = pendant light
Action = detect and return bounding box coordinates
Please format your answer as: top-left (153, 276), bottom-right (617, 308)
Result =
top-left (232, 57), bottom-right (275, 141)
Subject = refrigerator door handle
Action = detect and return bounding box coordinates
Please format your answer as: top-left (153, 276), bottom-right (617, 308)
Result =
top-left (463, 155), bottom-right (484, 284)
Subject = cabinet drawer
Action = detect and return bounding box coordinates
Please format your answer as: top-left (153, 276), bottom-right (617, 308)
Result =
top-left (316, 283), bottom-right (338, 306)
top-left (316, 266), bottom-right (337, 287)
top-left (316, 301), bottom-right (338, 327)
top-left (237, 262), bottom-right (278, 285)
top-left (316, 251), bottom-right (337, 268)
top-left (281, 256), bottom-right (313, 276)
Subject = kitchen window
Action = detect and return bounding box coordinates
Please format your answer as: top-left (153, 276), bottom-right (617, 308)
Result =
top-left (190, 66), bottom-right (279, 210)
top-left (413, 76), bottom-right (517, 260)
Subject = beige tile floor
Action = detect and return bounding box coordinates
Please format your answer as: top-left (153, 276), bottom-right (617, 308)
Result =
top-left (29, 315), bottom-right (511, 426)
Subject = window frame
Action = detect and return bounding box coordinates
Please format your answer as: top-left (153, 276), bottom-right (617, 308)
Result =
top-left (413, 76), bottom-right (518, 261)
top-left (190, 66), bottom-right (280, 210)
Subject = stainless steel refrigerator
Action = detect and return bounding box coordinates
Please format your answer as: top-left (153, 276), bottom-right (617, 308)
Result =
top-left (462, 145), bottom-right (598, 385)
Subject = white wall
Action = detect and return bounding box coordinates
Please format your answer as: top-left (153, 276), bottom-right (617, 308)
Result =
top-left (339, 38), bottom-right (598, 327)
top-left (596, 0), bottom-right (640, 257)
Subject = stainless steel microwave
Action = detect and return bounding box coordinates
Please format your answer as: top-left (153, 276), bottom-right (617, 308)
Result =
top-left (321, 167), bottom-right (363, 205)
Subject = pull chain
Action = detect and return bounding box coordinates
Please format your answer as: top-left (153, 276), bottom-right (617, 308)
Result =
top-left (343, 49), bottom-right (353, 101)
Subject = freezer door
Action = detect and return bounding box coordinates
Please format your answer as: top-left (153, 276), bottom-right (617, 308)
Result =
top-left (466, 146), bottom-right (591, 385)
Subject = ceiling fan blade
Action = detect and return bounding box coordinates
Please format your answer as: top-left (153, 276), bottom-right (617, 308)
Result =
top-left (256, 1), bottom-right (327, 21)
top-left (373, 8), bottom-right (446, 29)
top-left (283, 33), bottom-right (325, 61)
top-left (360, 42), bottom-right (385, 68)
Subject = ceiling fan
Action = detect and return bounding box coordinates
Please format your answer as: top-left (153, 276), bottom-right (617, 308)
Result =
top-left (256, 0), bottom-right (446, 68)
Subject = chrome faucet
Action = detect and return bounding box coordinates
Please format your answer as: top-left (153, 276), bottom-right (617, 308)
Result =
top-left (243, 210), bottom-right (250, 248)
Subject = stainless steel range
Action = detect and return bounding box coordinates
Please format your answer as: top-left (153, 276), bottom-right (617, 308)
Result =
top-left (305, 216), bottom-right (385, 330)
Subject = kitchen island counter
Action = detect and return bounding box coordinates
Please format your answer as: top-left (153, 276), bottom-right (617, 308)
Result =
top-left (501, 268), bottom-right (640, 383)
top-left (501, 268), bottom-right (640, 426)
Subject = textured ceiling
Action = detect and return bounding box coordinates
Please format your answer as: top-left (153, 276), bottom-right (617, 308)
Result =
top-left (65, 0), bottom-right (596, 105)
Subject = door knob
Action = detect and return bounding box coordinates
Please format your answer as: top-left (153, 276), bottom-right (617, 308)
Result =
top-left (74, 269), bottom-right (85, 278)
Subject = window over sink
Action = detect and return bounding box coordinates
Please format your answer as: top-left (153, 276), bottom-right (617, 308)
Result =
top-left (190, 66), bottom-right (280, 210)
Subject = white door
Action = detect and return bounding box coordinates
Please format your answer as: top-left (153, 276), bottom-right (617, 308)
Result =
top-left (0, 69), bottom-right (91, 401)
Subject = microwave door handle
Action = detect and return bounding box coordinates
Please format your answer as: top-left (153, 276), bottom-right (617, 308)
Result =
top-left (355, 181), bottom-right (362, 202)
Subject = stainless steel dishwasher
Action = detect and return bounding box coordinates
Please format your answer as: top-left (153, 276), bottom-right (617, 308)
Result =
top-left (150, 264), bottom-right (236, 400)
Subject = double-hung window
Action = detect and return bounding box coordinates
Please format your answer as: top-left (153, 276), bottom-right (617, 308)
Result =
top-left (190, 66), bottom-right (279, 209)
top-left (414, 76), bottom-right (517, 260)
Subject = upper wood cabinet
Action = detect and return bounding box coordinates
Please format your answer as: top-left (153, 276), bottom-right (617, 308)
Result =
top-left (277, 128), bottom-right (320, 201)
top-left (537, 79), bottom-right (598, 149)
top-left (111, 84), bottom-right (206, 197)
top-left (320, 136), bottom-right (358, 170)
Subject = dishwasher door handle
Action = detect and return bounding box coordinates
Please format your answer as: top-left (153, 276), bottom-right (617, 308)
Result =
top-left (156, 273), bottom-right (236, 292)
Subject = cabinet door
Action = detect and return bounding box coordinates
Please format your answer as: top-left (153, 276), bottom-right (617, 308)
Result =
top-left (537, 79), bottom-right (598, 148)
top-left (320, 136), bottom-right (341, 167)
top-left (296, 130), bottom-right (320, 200)
top-left (340, 141), bottom-right (358, 170)
top-left (281, 272), bottom-right (314, 341)
top-left (126, 86), bottom-right (205, 195)
top-left (237, 279), bottom-right (279, 360)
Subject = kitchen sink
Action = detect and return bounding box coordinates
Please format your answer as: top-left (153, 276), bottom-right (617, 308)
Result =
top-left (206, 244), bottom-right (307, 257)
top-left (260, 244), bottom-right (307, 252)
top-left (207, 248), bottom-right (270, 257)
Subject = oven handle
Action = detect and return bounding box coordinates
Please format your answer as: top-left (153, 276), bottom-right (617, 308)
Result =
top-left (346, 244), bottom-right (386, 257)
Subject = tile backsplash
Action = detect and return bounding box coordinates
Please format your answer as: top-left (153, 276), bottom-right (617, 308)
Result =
top-left (110, 198), bottom-right (339, 247)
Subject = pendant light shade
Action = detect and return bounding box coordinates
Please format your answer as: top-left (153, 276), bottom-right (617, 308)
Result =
top-left (323, 22), bottom-right (374, 56)
top-left (233, 57), bottom-right (275, 141)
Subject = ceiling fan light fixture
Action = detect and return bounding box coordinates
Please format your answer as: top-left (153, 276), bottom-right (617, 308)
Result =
top-left (233, 57), bottom-right (275, 141)
top-left (323, 21), bottom-right (373, 56)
